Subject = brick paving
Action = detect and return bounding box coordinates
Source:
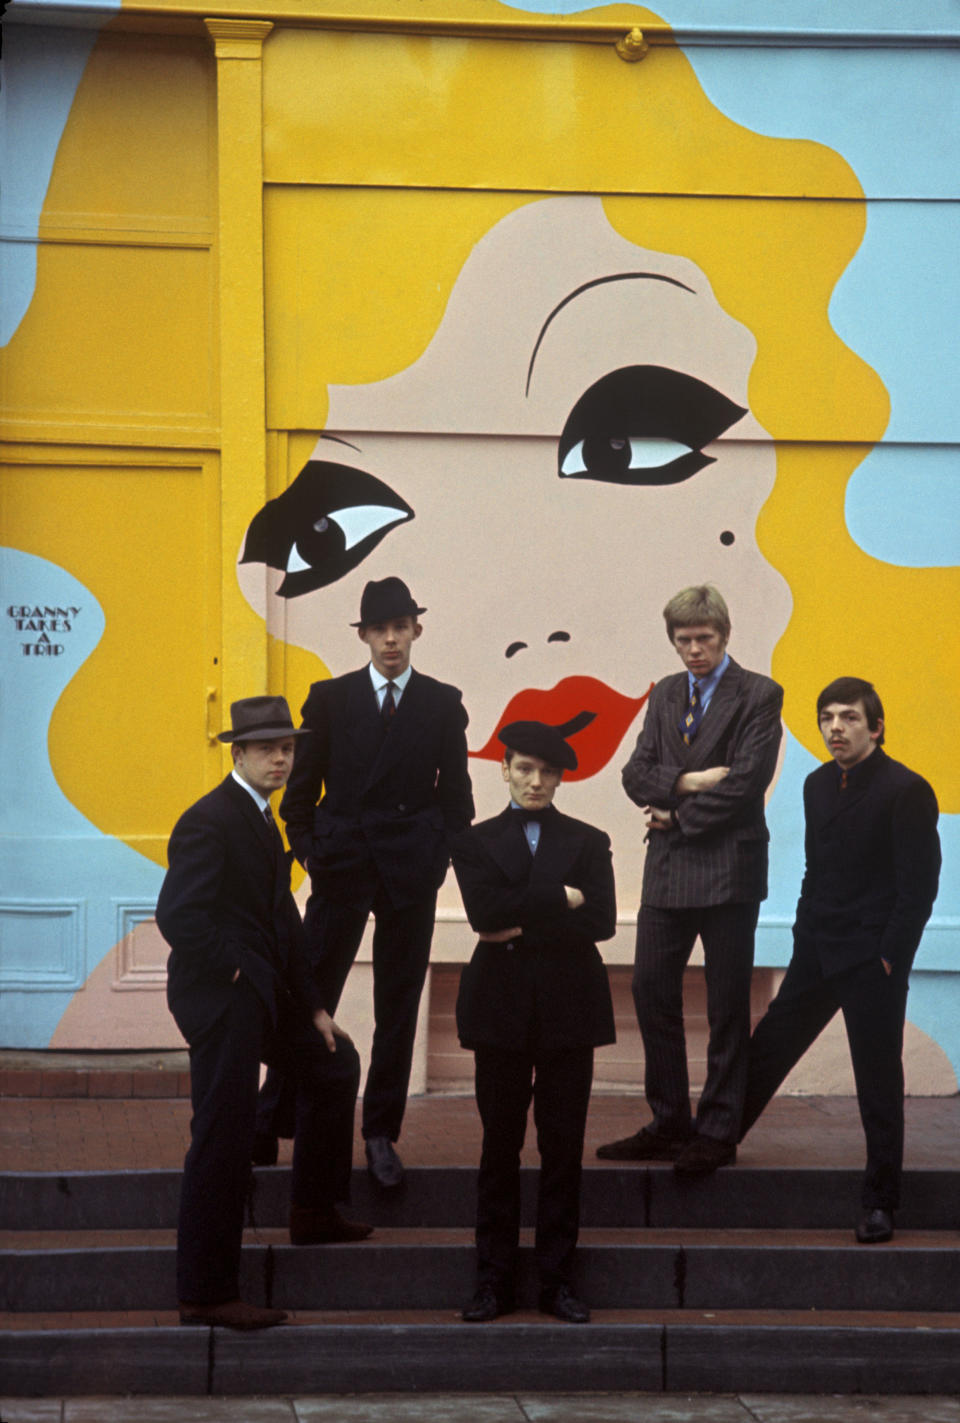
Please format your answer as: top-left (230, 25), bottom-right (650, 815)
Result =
top-left (2, 1085), bottom-right (959, 1173)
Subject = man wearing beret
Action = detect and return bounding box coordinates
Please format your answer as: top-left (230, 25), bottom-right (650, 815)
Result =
top-left (452, 720), bottom-right (616, 1324)
top-left (259, 577), bottom-right (475, 1188)
top-left (156, 697), bottom-right (370, 1332)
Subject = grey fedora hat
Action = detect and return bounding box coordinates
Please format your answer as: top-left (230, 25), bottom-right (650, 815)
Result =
top-left (217, 695), bottom-right (309, 743)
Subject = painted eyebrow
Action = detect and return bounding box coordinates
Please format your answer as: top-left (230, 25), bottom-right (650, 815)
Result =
top-left (525, 271), bottom-right (697, 397)
top-left (317, 433), bottom-right (362, 454)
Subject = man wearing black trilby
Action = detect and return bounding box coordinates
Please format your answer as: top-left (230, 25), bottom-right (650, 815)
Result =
top-left (257, 577), bottom-right (474, 1189)
top-left (453, 720), bottom-right (616, 1324)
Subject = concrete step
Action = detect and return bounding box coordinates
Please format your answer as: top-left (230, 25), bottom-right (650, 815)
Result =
top-left (3, 1310), bottom-right (960, 1397)
top-left (4, 1227), bottom-right (959, 1314)
top-left (3, 1164), bottom-right (958, 1230)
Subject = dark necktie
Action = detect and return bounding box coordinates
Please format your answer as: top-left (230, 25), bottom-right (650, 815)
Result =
top-left (840, 770), bottom-right (848, 791)
top-left (681, 680), bottom-right (703, 745)
top-left (263, 803), bottom-right (283, 858)
top-left (382, 681), bottom-right (397, 724)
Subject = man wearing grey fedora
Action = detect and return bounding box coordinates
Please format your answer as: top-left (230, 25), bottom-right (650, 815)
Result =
top-left (157, 696), bottom-right (371, 1332)
top-left (257, 577), bottom-right (475, 1188)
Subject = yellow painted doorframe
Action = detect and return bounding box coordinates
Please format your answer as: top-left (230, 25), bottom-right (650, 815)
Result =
top-left (205, 18), bottom-right (274, 757)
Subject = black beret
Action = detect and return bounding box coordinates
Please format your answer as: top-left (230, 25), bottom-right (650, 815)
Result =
top-left (497, 720), bottom-right (577, 771)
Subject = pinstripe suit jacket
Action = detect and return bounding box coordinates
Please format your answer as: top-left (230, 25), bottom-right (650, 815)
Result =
top-left (621, 659), bottom-right (783, 908)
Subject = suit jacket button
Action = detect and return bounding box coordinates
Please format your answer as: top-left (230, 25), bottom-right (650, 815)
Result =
top-left (397, 803), bottom-right (406, 812)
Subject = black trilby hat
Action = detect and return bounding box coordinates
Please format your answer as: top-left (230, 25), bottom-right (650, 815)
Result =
top-left (350, 576), bottom-right (426, 627)
top-left (498, 720), bottom-right (578, 771)
top-left (217, 695), bottom-right (309, 744)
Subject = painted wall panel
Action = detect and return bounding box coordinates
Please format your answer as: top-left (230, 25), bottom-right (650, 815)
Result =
top-left (0, 1), bottom-right (956, 1083)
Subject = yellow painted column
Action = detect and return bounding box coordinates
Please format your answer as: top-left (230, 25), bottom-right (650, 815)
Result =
top-left (204, 17), bottom-right (273, 755)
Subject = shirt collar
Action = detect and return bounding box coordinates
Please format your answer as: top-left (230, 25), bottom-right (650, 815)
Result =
top-left (368, 663), bottom-right (413, 695)
top-left (689, 651), bottom-right (729, 698)
top-left (231, 767), bottom-right (269, 814)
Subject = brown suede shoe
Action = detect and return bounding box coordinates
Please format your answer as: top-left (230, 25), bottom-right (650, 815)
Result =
top-left (289, 1204), bottom-right (374, 1245)
top-left (179, 1298), bottom-right (287, 1330)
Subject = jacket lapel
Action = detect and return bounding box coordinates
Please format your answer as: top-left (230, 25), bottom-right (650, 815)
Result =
top-left (343, 668), bottom-right (383, 772)
top-left (483, 806), bottom-right (534, 883)
top-left (682, 659), bottom-right (744, 768)
top-left (817, 747), bottom-right (884, 830)
top-left (530, 806), bottom-right (582, 885)
top-left (222, 773), bottom-right (274, 856)
top-left (663, 672), bottom-right (694, 758)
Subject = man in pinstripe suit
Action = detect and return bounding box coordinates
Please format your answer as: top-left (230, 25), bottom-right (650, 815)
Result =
top-left (598, 586), bottom-right (783, 1176)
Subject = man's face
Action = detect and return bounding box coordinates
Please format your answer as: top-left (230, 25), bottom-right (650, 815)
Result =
top-left (671, 623), bottom-right (728, 680)
top-left (358, 616), bottom-right (422, 678)
top-left (233, 737), bottom-right (296, 797)
top-left (502, 752), bottom-right (563, 811)
top-left (818, 700), bottom-right (882, 769)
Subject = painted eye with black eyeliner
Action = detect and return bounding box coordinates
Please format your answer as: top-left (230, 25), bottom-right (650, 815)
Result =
top-left (558, 365), bottom-right (747, 486)
top-left (240, 461), bottom-right (413, 598)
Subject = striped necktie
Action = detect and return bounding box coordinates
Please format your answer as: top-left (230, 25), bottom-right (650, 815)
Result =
top-left (382, 681), bottom-right (397, 724)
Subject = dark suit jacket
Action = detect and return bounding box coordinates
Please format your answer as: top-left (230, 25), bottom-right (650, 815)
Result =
top-left (280, 666), bottom-right (474, 908)
top-left (157, 774), bottom-right (322, 1045)
top-left (794, 747), bottom-right (940, 977)
top-left (452, 805), bottom-right (617, 1053)
top-left (621, 658), bottom-right (783, 908)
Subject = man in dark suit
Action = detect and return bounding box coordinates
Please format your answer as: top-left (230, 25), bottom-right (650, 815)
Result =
top-left (156, 696), bottom-right (370, 1331)
top-left (259, 577), bottom-right (474, 1188)
top-left (453, 720), bottom-right (616, 1324)
top-left (740, 676), bottom-right (940, 1243)
top-left (598, 585), bottom-right (783, 1176)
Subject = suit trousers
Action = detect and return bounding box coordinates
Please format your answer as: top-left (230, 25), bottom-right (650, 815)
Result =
top-left (632, 900), bottom-right (759, 1143)
top-left (741, 951), bottom-right (911, 1210)
top-left (179, 975), bottom-right (360, 1306)
top-left (473, 1043), bottom-right (594, 1296)
top-left (258, 882), bottom-right (437, 1143)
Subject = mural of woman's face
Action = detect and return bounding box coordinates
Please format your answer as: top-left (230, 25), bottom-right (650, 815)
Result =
top-left (239, 198), bottom-right (790, 875)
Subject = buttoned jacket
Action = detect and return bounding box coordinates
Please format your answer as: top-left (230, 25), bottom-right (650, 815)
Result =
top-left (279, 666), bottom-right (474, 908)
top-left (453, 804), bottom-right (616, 1053)
top-left (157, 774), bottom-right (321, 1045)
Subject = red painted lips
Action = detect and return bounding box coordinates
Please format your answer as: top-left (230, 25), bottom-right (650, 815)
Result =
top-left (470, 675), bottom-right (652, 782)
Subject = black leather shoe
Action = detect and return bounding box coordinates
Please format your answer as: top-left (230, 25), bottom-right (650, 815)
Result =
top-left (365, 1135), bottom-right (404, 1189)
top-left (673, 1135), bottom-right (736, 1176)
top-left (856, 1207), bottom-right (894, 1244)
top-left (251, 1133), bottom-right (279, 1167)
top-left (539, 1283), bottom-right (590, 1324)
top-left (596, 1127), bottom-right (688, 1161)
top-left (461, 1284), bottom-right (514, 1322)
